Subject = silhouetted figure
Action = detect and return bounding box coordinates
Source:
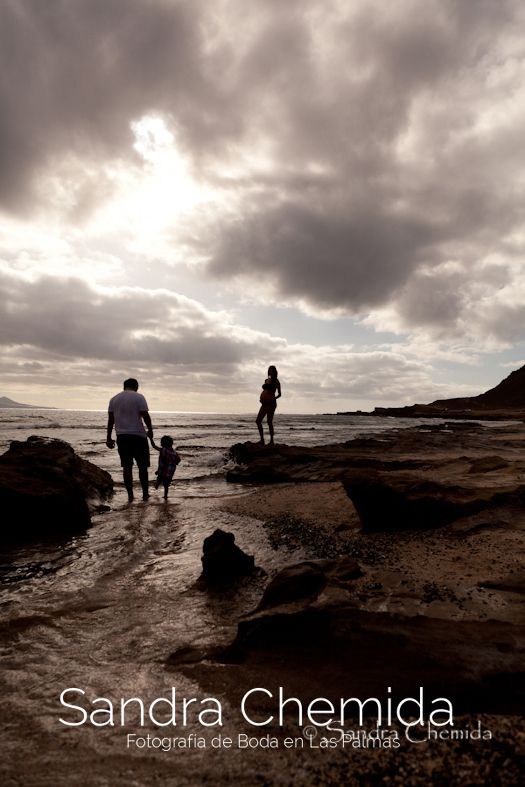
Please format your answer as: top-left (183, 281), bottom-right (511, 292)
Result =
top-left (106, 378), bottom-right (153, 502)
top-left (256, 365), bottom-right (281, 445)
top-left (150, 435), bottom-right (181, 499)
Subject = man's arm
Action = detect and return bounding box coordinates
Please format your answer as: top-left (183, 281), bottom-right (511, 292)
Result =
top-left (141, 410), bottom-right (153, 439)
top-left (106, 412), bottom-right (115, 448)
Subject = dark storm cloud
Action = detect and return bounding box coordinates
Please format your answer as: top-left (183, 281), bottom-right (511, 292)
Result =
top-left (211, 202), bottom-right (435, 310)
top-left (204, 0), bottom-right (525, 326)
top-left (1, 0), bottom-right (524, 335)
top-left (0, 271), bottom-right (263, 367)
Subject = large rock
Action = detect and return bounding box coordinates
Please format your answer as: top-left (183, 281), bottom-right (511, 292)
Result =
top-left (201, 529), bottom-right (255, 582)
top-left (256, 557), bottom-right (362, 610)
top-left (0, 436), bottom-right (113, 542)
top-left (343, 471), bottom-right (484, 532)
top-left (219, 557), bottom-right (525, 714)
top-left (227, 440), bottom-right (423, 483)
top-left (342, 470), bottom-right (525, 532)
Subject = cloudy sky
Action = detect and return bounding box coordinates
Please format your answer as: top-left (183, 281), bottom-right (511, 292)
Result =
top-left (1, 0), bottom-right (525, 412)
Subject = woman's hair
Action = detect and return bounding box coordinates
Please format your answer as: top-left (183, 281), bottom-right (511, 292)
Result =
top-left (160, 435), bottom-right (174, 448)
top-left (267, 365), bottom-right (278, 379)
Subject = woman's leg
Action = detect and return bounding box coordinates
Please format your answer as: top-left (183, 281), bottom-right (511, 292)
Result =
top-left (267, 407), bottom-right (275, 444)
top-left (256, 405), bottom-right (267, 442)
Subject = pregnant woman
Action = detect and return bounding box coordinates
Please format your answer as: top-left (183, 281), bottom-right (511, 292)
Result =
top-left (256, 365), bottom-right (281, 445)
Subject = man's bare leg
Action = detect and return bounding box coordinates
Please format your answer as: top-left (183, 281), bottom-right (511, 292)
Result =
top-left (139, 466), bottom-right (149, 500)
top-left (123, 466), bottom-right (134, 501)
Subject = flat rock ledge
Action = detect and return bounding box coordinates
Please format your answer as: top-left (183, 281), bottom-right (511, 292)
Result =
top-left (0, 436), bottom-right (113, 542)
top-left (227, 423), bottom-right (525, 533)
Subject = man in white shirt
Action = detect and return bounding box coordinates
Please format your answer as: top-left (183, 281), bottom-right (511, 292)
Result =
top-left (106, 378), bottom-right (154, 502)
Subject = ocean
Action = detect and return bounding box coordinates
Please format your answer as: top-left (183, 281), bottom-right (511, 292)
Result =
top-left (0, 409), bottom-right (431, 501)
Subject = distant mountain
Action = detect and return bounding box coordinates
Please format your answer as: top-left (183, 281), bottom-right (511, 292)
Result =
top-left (340, 364), bottom-right (525, 419)
top-left (429, 365), bottom-right (525, 411)
top-left (0, 396), bottom-right (54, 409)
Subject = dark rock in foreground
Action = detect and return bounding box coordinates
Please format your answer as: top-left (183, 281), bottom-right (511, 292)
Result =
top-left (256, 557), bottom-right (362, 610)
top-left (218, 557), bottom-right (525, 714)
top-left (201, 528), bottom-right (255, 582)
top-left (0, 436), bottom-right (113, 542)
top-left (341, 470), bottom-right (525, 532)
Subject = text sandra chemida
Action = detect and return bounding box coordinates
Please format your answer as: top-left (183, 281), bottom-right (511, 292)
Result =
top-left (60, 686), bottom-right (455, 730)
top-left (59, 686), bottom-right (492, 752)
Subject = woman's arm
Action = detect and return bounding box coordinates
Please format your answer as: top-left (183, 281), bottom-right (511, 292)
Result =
top-left (149, 437), bottom-right (160, 451)
top-left (276, 381), bottom-right (282, 399)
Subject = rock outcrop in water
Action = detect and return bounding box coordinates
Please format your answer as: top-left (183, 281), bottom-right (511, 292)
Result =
top-left (201, 528), bottom-right (256, 582)
top-left (227, 439), bottom-right (421, 483)
top-left (0, 436), bottom-right (113, 542)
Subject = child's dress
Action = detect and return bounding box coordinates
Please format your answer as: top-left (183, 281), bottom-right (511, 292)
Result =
top-left (156, 446), bottom-right (180, 483)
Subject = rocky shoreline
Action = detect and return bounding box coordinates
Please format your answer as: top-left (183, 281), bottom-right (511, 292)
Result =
top-left (337, 406), bottom-right (525, 420)
top-left (2, 426), bottom-right (524, 783)
top-left (220, 419), bottom-right (525, 637)
top-left (168, 421), bottom-right (525, 783)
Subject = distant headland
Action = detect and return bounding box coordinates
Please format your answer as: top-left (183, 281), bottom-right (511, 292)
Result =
top-left (0, 396), bottom-right (55, 409)
top-left (339, 365), bottom-right (525, 420)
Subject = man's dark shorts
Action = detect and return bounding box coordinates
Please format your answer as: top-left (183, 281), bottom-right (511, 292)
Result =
top-left (116, 435), bottom-right (150, 468)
